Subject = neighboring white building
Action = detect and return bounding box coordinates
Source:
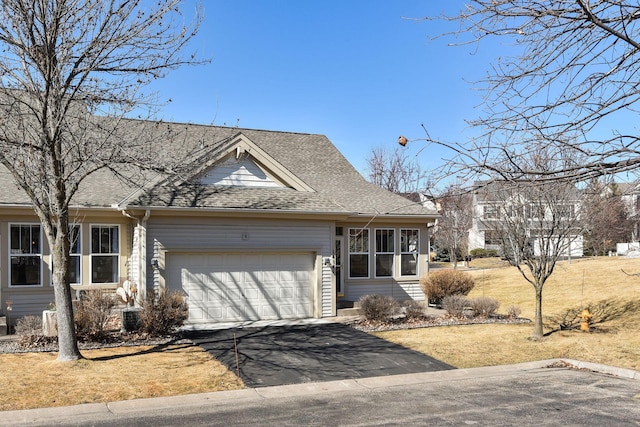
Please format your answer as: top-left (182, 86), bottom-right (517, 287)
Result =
top-left (468, 182), bottom-right (584, 258)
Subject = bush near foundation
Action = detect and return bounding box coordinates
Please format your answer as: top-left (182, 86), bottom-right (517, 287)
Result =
top-left (420, 270), bottom-right (475, 306)
top-left (74, 290), bottom-right (117, 341)
top-left (358, 295), bottom-right (398, 322)
top-left (402, 300), bottom-right (426, 320)
top-left (469, 297), bottom-right (500, 317)
top-left (442, 295), bottom-right (468, 318)
top-left (140, 289), bottom-right (188, 336)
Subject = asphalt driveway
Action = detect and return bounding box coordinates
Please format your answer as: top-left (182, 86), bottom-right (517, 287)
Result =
top-left (184, 322), bottom-right (453, 387)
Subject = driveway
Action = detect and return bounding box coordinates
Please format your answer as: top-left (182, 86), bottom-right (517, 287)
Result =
top-left (184, 322), bottom-right (453, 387)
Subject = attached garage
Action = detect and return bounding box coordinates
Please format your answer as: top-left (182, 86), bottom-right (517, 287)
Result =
top-left (165, 252), bottom-right (316, 323)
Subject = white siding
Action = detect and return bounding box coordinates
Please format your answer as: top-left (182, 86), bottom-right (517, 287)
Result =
top-left (4, 292), bottom-right (53, 321)
top-left (146, 218), bottom-right (333, 318)
top-left (346, 281), bottom-right (425, 302)
top-left (200, 157), bottom-right (284, 188)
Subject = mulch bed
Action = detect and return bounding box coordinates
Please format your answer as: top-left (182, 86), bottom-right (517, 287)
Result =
top-left (0, 315), bottom-right (532, 354)
top-left (0, 331), bottom-right (189, 354)
top-left (349, 314), bottom-right (532, 333)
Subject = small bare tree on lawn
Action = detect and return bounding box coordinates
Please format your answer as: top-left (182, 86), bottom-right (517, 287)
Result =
top-left (433, 184), bottom-right (472, 269)
top-left (478, 171), bottom-right (583, 339)
top-left (0, 0), bottom-right (203, 361)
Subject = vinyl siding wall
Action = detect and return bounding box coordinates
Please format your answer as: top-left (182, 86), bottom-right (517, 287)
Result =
top-left (0, 210), bottom-right (132, 323)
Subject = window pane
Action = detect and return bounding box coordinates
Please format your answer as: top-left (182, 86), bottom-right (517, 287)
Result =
top-left (400, 229), bottom-right (419, 276)
top-left (349, 254), bottom-right (368, 278)
top-left (401, 230), bottom-right (418, 252)
top-left (376, 254), bottom-right (393, 277)
top-left (349, 228), bottom-right (368, 253)
top-left (11, 256), bottom-right (41, 286)
top-left (401, 254), bottom-right (417, 275)
top-left (376, 229), bottom-right (394, 252)
top-left (91, 226), bottom-right (100, 253)
top-left (69, 255), bottom-right (80, 284)
top-left (91, 225), bottom-right (118, 254)
top-left (10, 225), bottom-right (20, 251)
top-left (30, 225), bottom-right (40, 253)
top-left (92, 255), bottom-right (118, 283)
top-left (70, 225), bottom-right (81, 254)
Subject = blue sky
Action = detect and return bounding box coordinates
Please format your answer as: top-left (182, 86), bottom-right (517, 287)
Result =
top-left (149, 1), bottom-right (500, 180)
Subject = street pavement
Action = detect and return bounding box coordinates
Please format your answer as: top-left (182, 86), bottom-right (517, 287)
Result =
top-left (3, 359), bottom-right (640, 426)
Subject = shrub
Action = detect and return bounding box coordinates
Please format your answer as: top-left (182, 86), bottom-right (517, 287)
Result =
top-left (470, 248), bottom-right (499, 258)
top-left (15, 315), bottom-right (42, 337)
top-left (506, 305), bottom-right (522, 319)
top-left (140, 289), bottom-right (189, 336)
top-left (469, 297), bottom-right (500, 317)
top-left (402, 300), bottom-right (425, 320)
top-left (74, 290), bottom-right (117, 341)
top-left (358, 295), bottom-right (398, 322)
top-left (420, 270), bottom-right (475, 306)
top-left (442, 295), bottom-right (468, 318)
top-left (15, 315), bottom-right (57, 349)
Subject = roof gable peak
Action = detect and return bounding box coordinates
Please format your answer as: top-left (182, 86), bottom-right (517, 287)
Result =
top-left (185, 132), bottom-right (314, 192)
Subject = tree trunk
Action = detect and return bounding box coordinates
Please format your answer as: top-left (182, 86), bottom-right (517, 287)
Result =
top-left (532, 285), bottom-right (544, 339)
top-left (50, 226), bottom-right (82, 361)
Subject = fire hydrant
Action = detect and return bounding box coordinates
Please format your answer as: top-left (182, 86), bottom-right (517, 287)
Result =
top-left (579, 309), bottom-right (592, 331)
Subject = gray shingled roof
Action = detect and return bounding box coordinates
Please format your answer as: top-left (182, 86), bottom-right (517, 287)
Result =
top-left (0, 119), bottom-right (438, 219)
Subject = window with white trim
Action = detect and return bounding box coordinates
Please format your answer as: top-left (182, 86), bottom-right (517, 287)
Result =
top-left (91, 225), bottom-right (119, 284)
top-left (50, 224), bottom-right (82, 285)
top-left (400, 229), bottom-right (419, 276)
top-left (348, 228), bottom-right (369, 278)
top-left (10, 224), bottom-right (42, 286)
top-left (375, 229), bottom-right (395, 277)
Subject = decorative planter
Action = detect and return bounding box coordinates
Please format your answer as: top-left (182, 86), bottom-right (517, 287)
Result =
top-left (121, 307), bottom-right (142, 332)
top-left (42, 310), bottom-right (58, 337)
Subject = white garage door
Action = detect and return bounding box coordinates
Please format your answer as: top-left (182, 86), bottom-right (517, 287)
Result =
top-left (166, 252), bottom-right (314, 323)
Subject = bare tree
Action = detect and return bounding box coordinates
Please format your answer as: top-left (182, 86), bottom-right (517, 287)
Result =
top-left (420, 1), bottom-right (640, 184)
top-left (0, 0), bottom-right (203, 361)
top-left (367, 146), bottom-right (428, 194)
top-left (476, 163), bottom-right (584, 339)
top-left (582, 179), bottom-right (633, 255)
top-left (433, 185), bottom-right (472, 268)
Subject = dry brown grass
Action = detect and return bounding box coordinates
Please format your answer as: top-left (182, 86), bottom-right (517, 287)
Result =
top-left (376, 257), bottom-right (640, 371)
top-left (0, 343), bottom-right (242, 411)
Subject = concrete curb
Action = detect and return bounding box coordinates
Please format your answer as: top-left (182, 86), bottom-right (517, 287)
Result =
top-left (2, 359), bottom-right (638, 426)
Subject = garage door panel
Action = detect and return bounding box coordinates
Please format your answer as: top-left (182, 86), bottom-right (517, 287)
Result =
top-left (167, 252), bottom-right (314, 323)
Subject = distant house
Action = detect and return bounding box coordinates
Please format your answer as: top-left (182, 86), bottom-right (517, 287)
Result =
top-left (1, 122), bottom-right (438, 326)
top-left (468, 182), bottom-right (584, 258)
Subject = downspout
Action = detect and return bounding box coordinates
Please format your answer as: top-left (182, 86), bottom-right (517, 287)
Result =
top-left (120, 209), bottom-right (152, 302)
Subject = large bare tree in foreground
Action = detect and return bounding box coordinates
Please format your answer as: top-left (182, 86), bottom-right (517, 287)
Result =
top-left (424, 1), bottom-right (640, 184)
top-left (0, 0), bottom-right (202, 361)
